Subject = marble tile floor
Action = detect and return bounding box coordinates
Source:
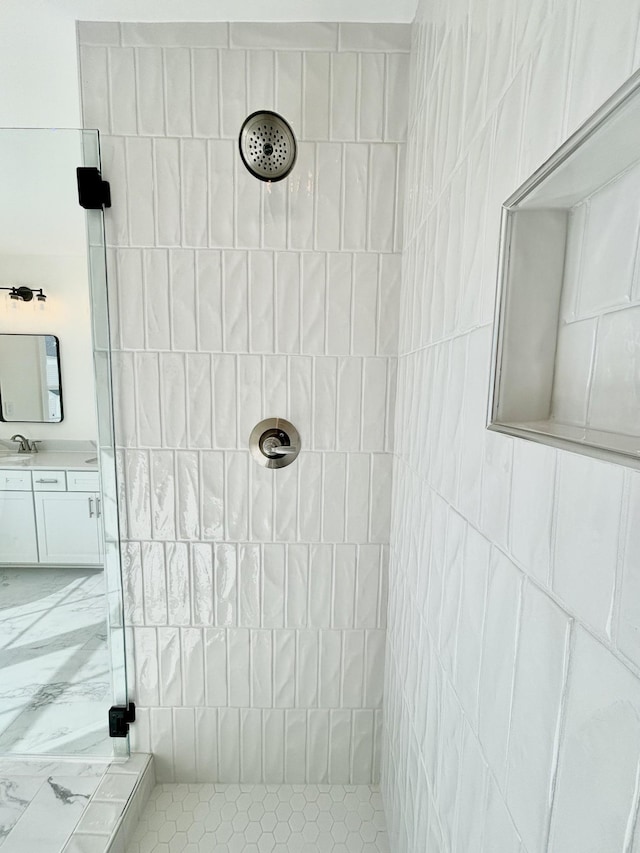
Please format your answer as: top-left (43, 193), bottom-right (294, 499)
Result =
top-left (0, 567), bottom-right (112, 755)
top-left (127, 783), bottom-right (390, 853)
top-left (0, 758), bottom-right (107, 851)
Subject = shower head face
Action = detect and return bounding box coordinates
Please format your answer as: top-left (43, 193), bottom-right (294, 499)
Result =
top-left (239, 110), bottom-right (297, 182)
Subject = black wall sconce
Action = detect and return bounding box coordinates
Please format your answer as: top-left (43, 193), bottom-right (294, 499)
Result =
top-left (0, 286), bottom-right (46, 303)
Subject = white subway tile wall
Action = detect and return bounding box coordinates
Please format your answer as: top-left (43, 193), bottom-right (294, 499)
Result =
top-left (78, 21), bottom-right (409, 784)
top-left (384, 1), bottom-right (640, 852)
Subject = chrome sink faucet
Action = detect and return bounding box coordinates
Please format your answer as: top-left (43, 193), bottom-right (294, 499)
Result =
top-left (10, 434), bottom-right (39, 453)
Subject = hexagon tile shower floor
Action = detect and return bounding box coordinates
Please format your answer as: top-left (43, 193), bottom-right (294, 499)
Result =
top-left (126, 783), bottom-right (389, 853)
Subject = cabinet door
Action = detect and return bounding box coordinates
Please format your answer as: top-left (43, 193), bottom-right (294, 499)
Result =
top-left (0, 491), bottom-right (38, 562)
top-left (34, 491), bottom-right (102, 565)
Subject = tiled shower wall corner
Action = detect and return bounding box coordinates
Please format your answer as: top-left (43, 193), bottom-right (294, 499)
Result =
top-left (384, 0), bottom-right (640, 852)
top-left (78, 21), bottom-right (409, 785)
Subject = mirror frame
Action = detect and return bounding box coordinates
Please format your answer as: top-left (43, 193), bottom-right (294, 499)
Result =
top-left (0, 332), bottom-right (64, 423)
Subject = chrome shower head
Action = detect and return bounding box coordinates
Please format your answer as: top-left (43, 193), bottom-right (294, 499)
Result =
top-left (238, 110), bottom-right (297, 182)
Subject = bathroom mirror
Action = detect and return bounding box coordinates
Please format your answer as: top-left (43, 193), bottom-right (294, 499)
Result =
top-left (0, 333), bottom-right (63, 422)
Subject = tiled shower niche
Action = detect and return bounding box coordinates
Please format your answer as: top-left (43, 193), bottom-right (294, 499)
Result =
top-left (490, 67), bottom-right (640, 468)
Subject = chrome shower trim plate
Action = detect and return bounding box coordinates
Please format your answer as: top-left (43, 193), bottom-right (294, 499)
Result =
top-left (249, 417), bottom-right (301, 469)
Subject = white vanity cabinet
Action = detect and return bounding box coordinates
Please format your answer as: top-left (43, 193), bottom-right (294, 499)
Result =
top-left (0, 470), bottom-right (38, 562)
top-left (0, 467), bottom-right (102, 566)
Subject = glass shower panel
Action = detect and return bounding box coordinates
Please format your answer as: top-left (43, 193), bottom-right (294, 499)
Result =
top-left (0, 128), bottom-right (128, 757)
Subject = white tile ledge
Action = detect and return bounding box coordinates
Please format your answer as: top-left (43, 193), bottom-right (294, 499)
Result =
top-left (61, 754), bottom-right (154, 853)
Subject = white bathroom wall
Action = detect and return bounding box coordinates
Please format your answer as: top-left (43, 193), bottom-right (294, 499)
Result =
top-left (78, 21), bottom-right (409, 784)
top-left (384, 0), bottom-right (640, 851)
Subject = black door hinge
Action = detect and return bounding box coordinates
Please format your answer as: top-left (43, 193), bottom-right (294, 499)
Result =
top-left (109, 702), bottom-right (136, 738)
top-left (77, 166), bottom-right (111, 210)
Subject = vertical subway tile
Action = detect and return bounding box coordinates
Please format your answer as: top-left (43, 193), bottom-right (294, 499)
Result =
top-left (201, 451), bottom-right (224, 539)
top-left (166, 542), bottom-right (191, 626)
top-left (173, 708), bottom-right (197, 782)
top-left (274, 452), bottom-right (299, 541)
top-left (80, 46), bottom-right (110, 132)
top-left (208, 140), bottom-right (235, 247)
top-left (314, 358), bottom-right (337, 449)
top-left (263, 543), bottom-right (286, 628)
top-left (212, 355), bottom-right (237, 447)
top-left (276, 51), bottom-right (303, 134)
top-left (126, 138), bottom-right (154, 246)
top-left (369, 453), bottom-right (392, 542)
top-left (142, 541), bottom-right (168, 625)
top-left (176, 450), bottom-right (201, 539)
top-left (328, 710), bottom-right (352, 783)
top-left (240, 709), bottom-right (263, 780)
top-left (333, 544), bottom-right (357, 628)
top-left (196, 250), bottom-right (223, 351)
top-left (355, 545), bottom-right (380, 628)
top-left (309, 544), bottom-right (333, 628)
top-left (337, 358), bottom-right (363, 451)
top-left (323, 454), bottom-right (347, 542)
top-left (289, 356), bottom-right (313, 448)
top-left (326, 253), bottom-right (353, 354)
top-left (150, 708), bottom-right (174, 782)
top-left (274, 252), bottom-right (301, 354)
top-left (181, 139), bottom-right (208, 247)
top-left (315, 143), bottom-right (343, 250)
top-left (286, 544), bottom-right (309, 627)
top-left (342, 631), bottom-right (365, 707)
top-left (362, 358), bottom-right (388, 450)
top-left (297, 453), bottom-right (322, 542)
top-left (368, 144), bottom-right (397, 251)
top-left (288, 142), bottom-right (315, 251)
top-left (296, 631), bottom-right (319, 707)
top-left (169, 249), bottom-right (198, 350)
top-left (150, 450), bottom-right (176, 540)
top-left (192, 49), bottom-right (220, 138)
top-left (235, 157), bottom-right (262, 248)
top-left (303, 53), bottom-right (331, 140)
top-left (331, 53), bottom-right (358, 140)
top-left (274, 631), bottom-right (296, 708)
top-left (358, 54), bottom-right (385, 140)
top-left (227, 628), bottom-right (250, 708)
top-left (222, 251), bottom-right (249, 352)
top-left (125, 450), bottom-right (152, 539)
top-left (285, 711), bottom-right (307, 783)
top-left (219, 50), bottom-right (247, 137)
top-left (186, 353), bottom-right (213, 448)
top-left (249, 251), bottom-right (275, 353)
top-left (116, 249), bottom-right (145, 349)
top-left (237, 355), bottom-right (263, 445)
top-left (352, 254), bottom-right (379, 356)
top-left (307, 710), bottom-right (329, 783)
top-left (247, 50), bottom-right (275, 112)
top-left (218, 709), bottom-right (240, 781)
top-left (342, 145), bottom-right (369, 250)
top-left (143, 249), bottom-right (171, 349)
top-left (263, 181), bottom-right (288, 249)
top-left (320, 632), bottom-right (342, 708)
top-left (158, 627), bottom-right (182, 706)
top-left (182, 627), bottom-right (205, 704)
top-left (225, 452), bottom-right (249, 541)
top-left (134, 628), bottom-right (160, 706)
top-left (195, 707), bottom-right (218, 781)
top-left (351, 710), bottom-right (374, 782)
top-left (264, 709), bottom-right (285, 782)
top-left (135, 47), bottom-right (165, 135)
top-left (214, 542), bottom-right (238, 626)
top-left (301, 253), bottom-right (326, 354)
top-left (164, 48), bottom-right (192, 136)
top-left (154, 138), bottom-right (181, 246)
top-left (239, 543), bottom-right (262, 627)
top-left (159, 353), bottom-right (187, 447)
top-left (204, 628), bottom-right (228, 706)
top-left (384, 53), bottom-right (409, 141)
top-left (191, 543), bottom-right (214, 626)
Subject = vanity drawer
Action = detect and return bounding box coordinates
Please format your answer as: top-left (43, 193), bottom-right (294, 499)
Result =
top-left (0, 469), bottom-right (32, 491)
top-left (66, 470), bottom-right (100, 492)
top-left (32, 471), bottom-right (66, 491)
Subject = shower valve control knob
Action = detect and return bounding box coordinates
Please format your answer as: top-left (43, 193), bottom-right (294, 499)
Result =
top-left (250, 418), bottom-right (301, 469)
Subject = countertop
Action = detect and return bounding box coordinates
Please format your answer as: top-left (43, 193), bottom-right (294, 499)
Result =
top-left (0, 452), bottom-right (98, 471)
